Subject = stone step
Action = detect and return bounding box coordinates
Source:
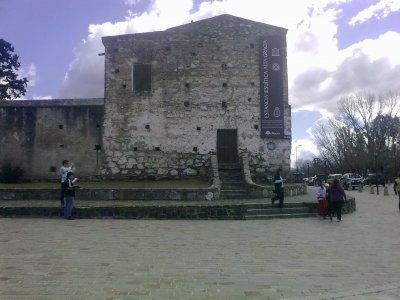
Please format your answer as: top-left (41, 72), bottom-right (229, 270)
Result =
top-left (218, 172), bottom-right (241, 175)
top-left (219, 175), bottom-right (243, 180)
top-left (220, 195), bottom-right (253, 200)
top-left (0, 203), bottom-right (316, 220)
top-left (219, 191), bottom-right (249, 194)
top-left (220, 191), bottom-right (248, 195)
top-left (221, 184), bottom-right (244, 189)
top-left (246, 207), bottom-right (311, 216)
top-left (218, 163), bottom-right (241, 170)
top-left (221, 186), bottom-right (247, 190)
top-left (245, 213), bottom-right (316, 220)
top-left (220, 178), bottom-right (243, 182)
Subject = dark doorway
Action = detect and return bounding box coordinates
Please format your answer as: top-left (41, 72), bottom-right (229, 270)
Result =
top-left (217, 129), bottom-right (238, 164)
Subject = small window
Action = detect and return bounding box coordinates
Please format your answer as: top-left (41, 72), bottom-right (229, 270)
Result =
top-left (133, 63), bottom-right (151, 91)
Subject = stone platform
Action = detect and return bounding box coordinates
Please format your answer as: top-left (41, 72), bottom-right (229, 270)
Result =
top-left (0, 182), bottom-right (356, 219)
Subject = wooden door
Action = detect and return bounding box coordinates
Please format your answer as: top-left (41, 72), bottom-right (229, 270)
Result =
top-left (217, 129), bottom-right (238, 163)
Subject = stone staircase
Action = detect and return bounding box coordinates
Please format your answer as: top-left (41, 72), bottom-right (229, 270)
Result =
top-left (218, 163), bottom-right (316, 219)
top-left (218, 163), bottom-right (250, 200)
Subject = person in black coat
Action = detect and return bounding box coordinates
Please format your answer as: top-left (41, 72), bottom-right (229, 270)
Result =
top-left (327, 178), bottom-right (346, 222)
top-left (62, 172), bottom-right (76, 220)
top-left (271, 168), bottom-right (284, 208)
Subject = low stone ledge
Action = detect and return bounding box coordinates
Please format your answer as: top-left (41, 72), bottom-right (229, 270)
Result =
top-left (0, 188), bottom-right (216, 201)
top-left (301, 197), bottom-right (356, 214)
top-left (0, 198), bottom-right (356, 220)
top-left (0, 205), bottom-right (247, 220)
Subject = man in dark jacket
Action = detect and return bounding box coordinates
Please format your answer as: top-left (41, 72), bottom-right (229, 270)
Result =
top-left (272, 168), bottom-right (284, 208)
top-left (62, 172), bottom-right (76, 220)
top-left (328, 178), bottom-right (346, 222)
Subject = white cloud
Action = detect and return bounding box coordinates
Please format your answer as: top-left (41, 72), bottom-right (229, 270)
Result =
top-left (124, 0), bottom-right (141, 6)
top-left (348, 0), bottom-right (400, 26)
top-left (289, 28), bottom-right (400, 113)
top-left (19, 63), bottom-right (38, 87)
top-left (33, 96), bottom-right (53, 100)
top-left (291, 139), bottom-right (319, 168)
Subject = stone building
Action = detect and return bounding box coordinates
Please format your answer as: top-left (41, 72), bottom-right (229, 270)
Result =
top-left (101, 14), bottom-right (291, 180)
top-left (0, 14), bottom-right (291, 181)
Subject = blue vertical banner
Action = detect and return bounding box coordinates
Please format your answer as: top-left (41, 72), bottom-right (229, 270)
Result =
top-left (259, 35), bottom-right (284, 138)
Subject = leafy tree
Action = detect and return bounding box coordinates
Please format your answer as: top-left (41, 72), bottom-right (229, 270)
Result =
top-left (0, 39), bottom-right (28, 100)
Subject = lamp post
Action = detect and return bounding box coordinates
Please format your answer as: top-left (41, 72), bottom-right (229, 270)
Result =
top-left (307, 162), bottom-right (310, 179)
top-left (295, 144), bottom-right (302, 170)
top-left (395, 142), bottom-right (398, 177)
top-left (374, 152), bottom-right (379, 195)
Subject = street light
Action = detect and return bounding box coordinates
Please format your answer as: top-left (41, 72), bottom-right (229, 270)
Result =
top-left (374, 152), bottom-right (379, 195)
top-left (295, 144), bottom-right (302, 170)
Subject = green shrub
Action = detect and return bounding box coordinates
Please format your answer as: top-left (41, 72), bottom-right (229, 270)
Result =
top-left (0, 162), bottom-right (25, 183)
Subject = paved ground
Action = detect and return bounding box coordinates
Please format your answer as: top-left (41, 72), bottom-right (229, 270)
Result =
top-left (0, 186), bottom-right (399, 300)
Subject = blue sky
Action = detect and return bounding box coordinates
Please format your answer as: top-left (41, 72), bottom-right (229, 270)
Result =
top-left (1, 0), bottom-right (400, 164)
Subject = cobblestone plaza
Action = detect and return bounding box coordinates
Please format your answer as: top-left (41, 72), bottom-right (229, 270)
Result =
top-left (1, 187), bottom-right (399, 299)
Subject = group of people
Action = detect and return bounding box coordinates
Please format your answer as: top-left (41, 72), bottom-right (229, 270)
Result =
top-left (270, 168), bottom-right (347, 221)
top-left (316, 179), bottom-right (347, 221)
top-left (60, 160), bottom-right (77, 220)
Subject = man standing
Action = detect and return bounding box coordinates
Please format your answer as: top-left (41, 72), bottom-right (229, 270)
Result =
top-left (272, 168), bottom-right (284, 208)
top-left (62, 172), bottom-right (76, 220)
top-left (59, 160), bottom-right (75, 207)
top-left (394, 174), bottom-right (400, 211)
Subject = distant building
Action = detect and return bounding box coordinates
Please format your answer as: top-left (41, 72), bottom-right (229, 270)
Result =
top-left (0, 14), bottom-right (291, 180)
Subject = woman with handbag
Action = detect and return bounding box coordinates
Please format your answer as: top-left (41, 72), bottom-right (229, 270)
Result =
top-left (327, 179), bottom-right (346, 222)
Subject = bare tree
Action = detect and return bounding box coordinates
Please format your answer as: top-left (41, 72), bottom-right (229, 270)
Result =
top-left (312, 91), bottom-right (400, 177)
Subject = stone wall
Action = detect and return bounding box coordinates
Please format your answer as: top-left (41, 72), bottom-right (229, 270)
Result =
top-left (0, 99), bottom-right (104, 179)
top-left (105, 151), bottom-right (212, 180)
top-left (101, 14), bottom-right (291, 179)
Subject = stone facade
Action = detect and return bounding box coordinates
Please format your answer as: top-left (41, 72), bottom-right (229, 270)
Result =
top-left (0, 14), bottom-right (291, 180)
top-left (101, 14), bottom-right (291, 180)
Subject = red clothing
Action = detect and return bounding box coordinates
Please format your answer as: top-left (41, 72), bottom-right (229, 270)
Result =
top-left (317, 197), bottom-right (328, 218)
